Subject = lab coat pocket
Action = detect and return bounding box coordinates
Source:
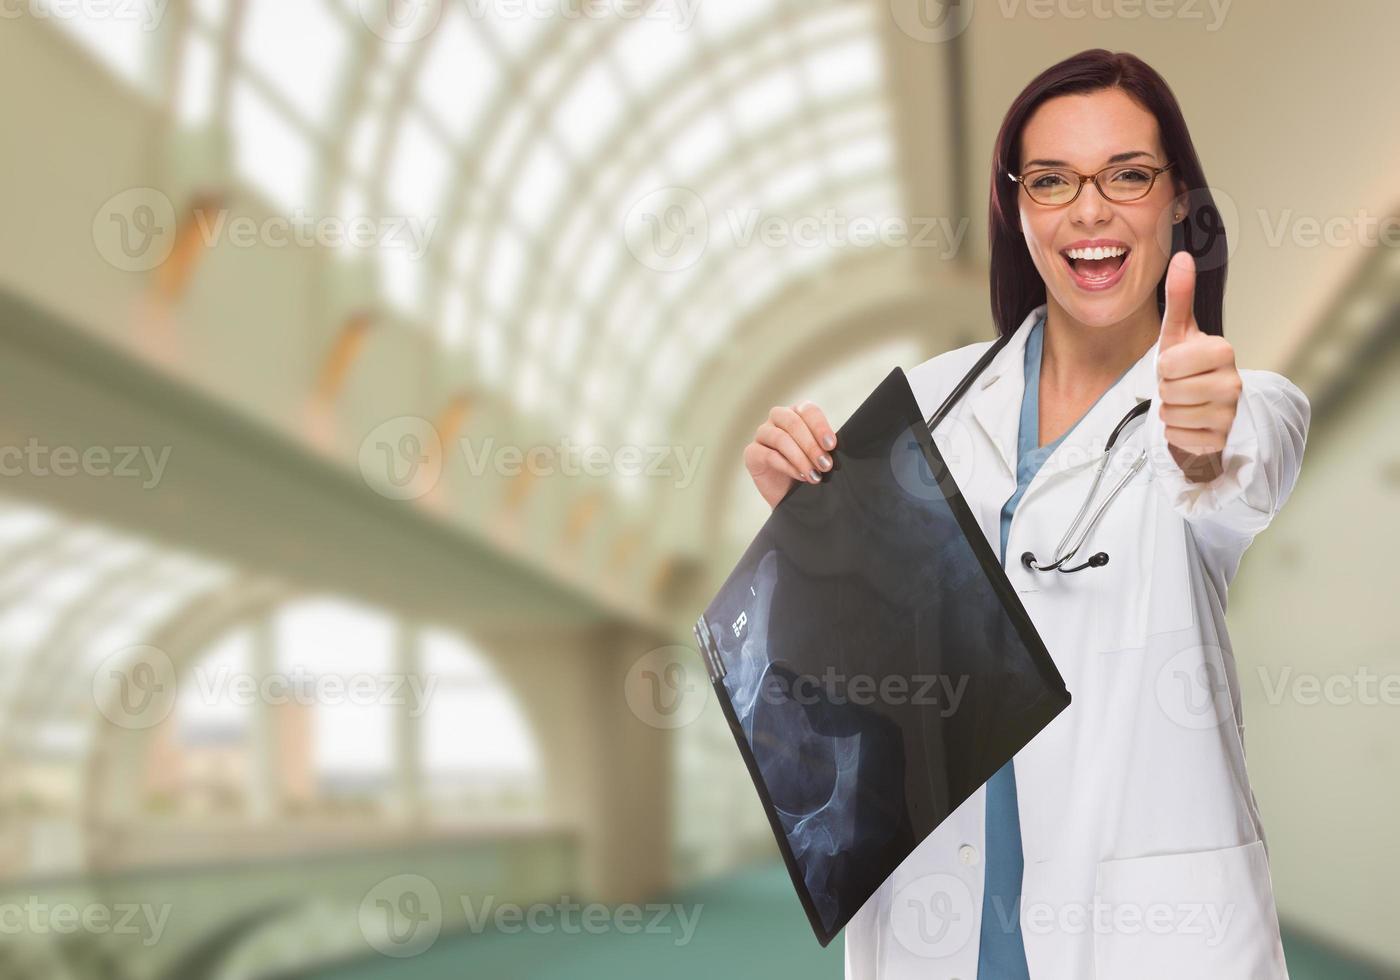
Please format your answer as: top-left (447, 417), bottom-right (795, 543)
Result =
top-left (1091, 840), bottom-right (1288, 980)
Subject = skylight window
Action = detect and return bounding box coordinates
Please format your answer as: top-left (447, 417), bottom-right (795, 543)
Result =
top-left (241, 0), bottom-right (348, 127)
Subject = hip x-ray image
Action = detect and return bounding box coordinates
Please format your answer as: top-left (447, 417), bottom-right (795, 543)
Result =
top-left (694, 366), bottom-right (1071, 946)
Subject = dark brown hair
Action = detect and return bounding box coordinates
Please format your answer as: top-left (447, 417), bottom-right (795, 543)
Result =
top-left (988, 49), bottom-right (1226, 337)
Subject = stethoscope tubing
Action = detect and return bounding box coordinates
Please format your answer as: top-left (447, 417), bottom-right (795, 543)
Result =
top-left (921, 328), bottom-right (1153, 575)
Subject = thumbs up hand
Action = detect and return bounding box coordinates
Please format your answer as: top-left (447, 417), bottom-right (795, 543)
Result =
top-left (1156, 251), bottom-right (1242, 483)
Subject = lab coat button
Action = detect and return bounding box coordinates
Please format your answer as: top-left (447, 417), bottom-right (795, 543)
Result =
top-left (958, 844), bottom-right (979, 865)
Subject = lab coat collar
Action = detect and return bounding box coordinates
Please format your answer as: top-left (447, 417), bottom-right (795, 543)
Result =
top-left (969, 303), bottom-right (1159, 488)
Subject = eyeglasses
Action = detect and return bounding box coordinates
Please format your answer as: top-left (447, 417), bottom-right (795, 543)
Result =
top-left (1008, 161), bottom-right (1174, 207)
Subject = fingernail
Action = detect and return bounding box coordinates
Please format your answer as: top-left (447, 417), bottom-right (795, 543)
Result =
top-left (809, 470), bottom-right (821, 483)
top-left (819, 454), bottom-right (832, 469)
top-left (822, 435), bottom-right (836, 450)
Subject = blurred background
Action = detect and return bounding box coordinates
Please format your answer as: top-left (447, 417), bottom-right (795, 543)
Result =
top-left (0, 0), bottom-right (1396, 977)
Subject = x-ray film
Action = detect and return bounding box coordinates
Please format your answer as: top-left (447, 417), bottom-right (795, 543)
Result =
top-left (693, 366), bottom-right (1071, 947)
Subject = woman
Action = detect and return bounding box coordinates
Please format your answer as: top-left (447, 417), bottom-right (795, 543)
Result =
top-left (743, 50), bottom-right (1308, 979)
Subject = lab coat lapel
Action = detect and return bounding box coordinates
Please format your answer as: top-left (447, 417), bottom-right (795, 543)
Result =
top-left (968, 306), bottom-right (1041, 479)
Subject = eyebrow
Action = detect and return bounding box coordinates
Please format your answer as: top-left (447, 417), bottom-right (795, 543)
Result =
top-left (1022, 150), bottom-right (1156, 168)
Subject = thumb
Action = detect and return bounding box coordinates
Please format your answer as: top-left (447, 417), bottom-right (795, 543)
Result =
top-left (1159, 250), bottom-right (1199, 351)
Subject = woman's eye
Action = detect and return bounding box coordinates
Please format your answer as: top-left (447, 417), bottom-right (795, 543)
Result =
top-left (1031, 173), bottom-right (1069, 188)
top-left (1111, 168), bottom-right (1150, 183)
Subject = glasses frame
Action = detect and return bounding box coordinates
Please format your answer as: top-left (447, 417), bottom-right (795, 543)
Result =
top-left (1008, 161), bottom-right (1175, 207)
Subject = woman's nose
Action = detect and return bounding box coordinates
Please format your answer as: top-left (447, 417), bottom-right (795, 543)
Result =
top-left (1068, 177), bottom-right (1115, 224)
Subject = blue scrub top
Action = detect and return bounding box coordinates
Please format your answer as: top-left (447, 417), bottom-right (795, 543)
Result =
top-left (977, 310), bottom-right (1130, 978)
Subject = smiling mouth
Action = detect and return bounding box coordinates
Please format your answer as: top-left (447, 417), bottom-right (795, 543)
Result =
top-left (1061, 246), bottom-right (1130, 283)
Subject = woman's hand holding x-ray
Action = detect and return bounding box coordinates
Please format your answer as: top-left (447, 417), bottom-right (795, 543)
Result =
top-left (1156, 251), bottom-right (1243, 483)
top-left (746, 401), bottom-right (840, 508)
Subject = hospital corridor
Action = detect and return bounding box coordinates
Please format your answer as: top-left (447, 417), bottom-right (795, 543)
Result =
top-left (0, 1), bottom-right (1398, 977)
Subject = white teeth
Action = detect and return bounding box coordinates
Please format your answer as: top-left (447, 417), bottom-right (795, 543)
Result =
top-left (1064, 245), bottom-right (1128, 260)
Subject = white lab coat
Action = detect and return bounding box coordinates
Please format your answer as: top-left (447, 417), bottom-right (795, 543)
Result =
top-left (844, 304), bottom-right (1310, 980)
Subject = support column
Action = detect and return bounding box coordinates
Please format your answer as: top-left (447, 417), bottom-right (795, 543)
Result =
top-left (391, 620), bottom-right (424, 825)
top-left (569, 622), bottom-right (677, 904)
top-left (247, 615), bottom-right (279, 822)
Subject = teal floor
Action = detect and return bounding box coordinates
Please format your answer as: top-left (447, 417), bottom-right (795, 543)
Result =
top-left (307, 863), bottom-right (1387, 979)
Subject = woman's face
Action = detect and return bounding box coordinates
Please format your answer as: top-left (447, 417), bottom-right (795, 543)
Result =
top-left (1017, 87), bottom-right (1184, 329)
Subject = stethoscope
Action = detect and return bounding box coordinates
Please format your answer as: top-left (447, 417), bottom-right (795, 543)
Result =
top-left (924, 325), bottom-right (1152, 574)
